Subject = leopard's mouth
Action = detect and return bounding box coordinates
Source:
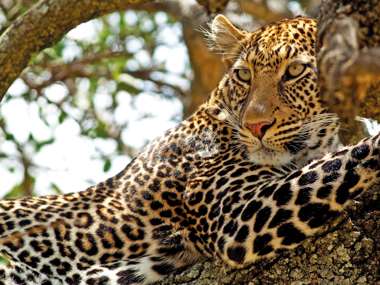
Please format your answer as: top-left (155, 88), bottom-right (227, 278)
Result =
top-left (244, 119), bottom-right (276, 139)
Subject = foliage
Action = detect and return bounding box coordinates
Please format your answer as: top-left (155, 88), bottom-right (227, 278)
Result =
top-left (0, 7), bottom-right (189, 197)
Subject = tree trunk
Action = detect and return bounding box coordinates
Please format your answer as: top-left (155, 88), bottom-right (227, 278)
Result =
top-left (182, 19), bottom-right (225, 116)
top-left (318, 0), bottom-right (380, 144)
top-left (157, 1), bottom-right (380, 284)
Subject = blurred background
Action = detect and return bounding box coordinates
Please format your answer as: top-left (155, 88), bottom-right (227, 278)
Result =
top-left (0, 0), bottom-right (324, 198)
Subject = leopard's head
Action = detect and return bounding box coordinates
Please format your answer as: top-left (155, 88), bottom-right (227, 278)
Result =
top-left (205, 15), bottom-right (340, 166)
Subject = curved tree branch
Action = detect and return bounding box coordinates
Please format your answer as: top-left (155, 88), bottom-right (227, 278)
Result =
top-left (0, 0), bottom-right (154, 103)
top-left (236, 0), bottom-right (291, 22)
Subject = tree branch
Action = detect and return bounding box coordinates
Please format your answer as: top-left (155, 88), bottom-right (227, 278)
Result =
top-left (0, 0), bottom-right (153, 103)
top-left (318, 0), bottom-right (380, 144)
top-left (237, 0), bottom-right (291, 22)
top-left (129, 0), bottom-right (182, 19)
top-left (20, 51), bottom-right (132, 93)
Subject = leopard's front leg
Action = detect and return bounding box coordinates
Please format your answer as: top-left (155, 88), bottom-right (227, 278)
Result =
top-left (187, 133), bottom-right (380, 268)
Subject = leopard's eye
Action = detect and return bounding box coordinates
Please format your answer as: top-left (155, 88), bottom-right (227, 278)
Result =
top-left (285, 62), bottom-right (306, 80)
top-left (236, 68), bottom-right (251, 82)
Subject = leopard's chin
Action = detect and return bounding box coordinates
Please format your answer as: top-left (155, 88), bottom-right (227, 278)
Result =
top-left (248, 146), bottom-right (292, 166)
top-left (241, 136), bottom-right (292, 166)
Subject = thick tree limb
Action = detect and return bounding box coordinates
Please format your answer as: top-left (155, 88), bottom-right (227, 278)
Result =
top-left (236, 0), bottom-right (291, 22)
top-left (0, 0), bottom-right (152, 103)
top-left (182, 17), bottom-right (226, 115)
top-left (318, 0), bottom-right (380, 144)
top-left (157, 191), bottom-right (379, 285)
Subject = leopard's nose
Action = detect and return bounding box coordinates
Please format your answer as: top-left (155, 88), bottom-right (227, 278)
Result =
top-left (245, 119), bottom-right (275, 139)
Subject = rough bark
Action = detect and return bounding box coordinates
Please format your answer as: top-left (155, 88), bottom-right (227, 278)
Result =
top-left (318, 0), bottom-right (380, 144)
top-left (0, 0), bottom-right (153, 103)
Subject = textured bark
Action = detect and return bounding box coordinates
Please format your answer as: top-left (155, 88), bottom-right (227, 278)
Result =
top-left (0, 0), bottom-right (152, 103)
top-left (318, 0), bottom-right (380, 144)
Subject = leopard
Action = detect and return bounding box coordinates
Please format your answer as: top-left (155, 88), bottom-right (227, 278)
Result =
top-left (0, 14), bottom-right (379, 285)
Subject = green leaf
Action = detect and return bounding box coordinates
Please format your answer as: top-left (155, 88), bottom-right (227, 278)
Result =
top-left (50, 183), bottom-right (63, 194)
top-left (117, 82), bottom-right (140, 95)
top-left (4, 176), bottom-right (35, 199)
top-left (94, 121), bottom-right (109, 138)
top-left (5, 184), bottom-right (24, 199)
top-left (5, 133), bottom-right (15, 141)
top-left (7, 166), bottom-right (16, 173)
top-left (89, 78), bottom-right (98, 95)
top-left (58, 111), bottom-right (68, 124)
top-left (103, 159), bottom-right (112, 172)
top-left (35, 138), bottom-right (55, 152)
top-left (28, 133), bottom-right (36, 142)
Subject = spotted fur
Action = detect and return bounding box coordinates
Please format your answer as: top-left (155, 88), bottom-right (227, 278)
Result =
top-left (1, 15), bottom-right (379, 284)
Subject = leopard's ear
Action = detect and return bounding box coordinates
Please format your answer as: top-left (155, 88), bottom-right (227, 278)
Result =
top-left (206, 14), bottom-right (247, 65)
